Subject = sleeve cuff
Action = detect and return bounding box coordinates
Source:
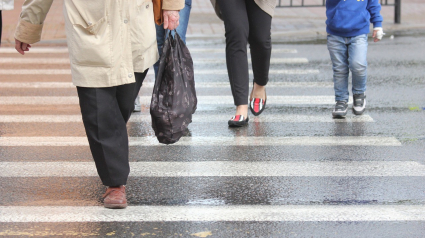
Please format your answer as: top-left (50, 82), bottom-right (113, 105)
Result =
top-left (373, 22), bottom-right (383, 28)
top-left (162, 0), bottom-right (185, 10)
top-left (14, 19), bottom-right (44, 44)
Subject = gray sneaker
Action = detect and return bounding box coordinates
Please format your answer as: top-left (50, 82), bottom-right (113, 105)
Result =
top-left (352, 93), bottom-right (366, 115)
top-left (332, 101), bottom-right (348, 118)
top-left (133, 95), bottom-right (141, 112)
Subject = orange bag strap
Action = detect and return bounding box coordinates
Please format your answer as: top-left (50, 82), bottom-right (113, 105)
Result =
top-left (152, 0), bottom-right (164, 25)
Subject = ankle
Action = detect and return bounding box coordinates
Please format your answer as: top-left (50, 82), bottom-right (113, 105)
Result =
top-left (108, 185), bottom-right (124, 188)
top-left (253, 82), bottom-right (265, 90)
top-left (235, 105), bottom-right (248, 118)
top-left (251, 83), bottom-right (266, 99)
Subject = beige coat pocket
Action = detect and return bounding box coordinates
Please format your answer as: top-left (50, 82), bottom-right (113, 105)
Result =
top-left (132, 1), bottom-right (156, 53)
top-left (65, 0), bottom-right (112, 67)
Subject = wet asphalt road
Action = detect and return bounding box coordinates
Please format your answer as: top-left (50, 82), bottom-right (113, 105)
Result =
top-left (0, 35), bottom-right (424, 237)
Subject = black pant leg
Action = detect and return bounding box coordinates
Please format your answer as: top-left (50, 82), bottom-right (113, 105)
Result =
top-left (117, 70), bottom-right (148, 123)
top-left (216, 0), bottom-right (250, 106)
top-left (1, 11), bottom-right (3, 45)
top-left (246, 0), bottom-right (272, 86)
top-left (133, 70), bottom-right (148, 102)
top-left (77, 79), bottom-right (140, 186)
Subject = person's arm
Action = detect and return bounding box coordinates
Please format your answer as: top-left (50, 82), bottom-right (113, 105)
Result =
top-left (14, 0), bottom-right (54, 54)
top-left (162, 0), bottom-right (184, 30)
top-left (367, 0), bottom-right (384, 42)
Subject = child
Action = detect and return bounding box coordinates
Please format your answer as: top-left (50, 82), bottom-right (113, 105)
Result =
top-left (326, 0), bottom-right (384, 118)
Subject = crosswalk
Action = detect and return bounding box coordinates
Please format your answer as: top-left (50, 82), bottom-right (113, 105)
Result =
top-left (2, 205), bottom-right (425, 222)
top-left (0, 47), bottom-right (298, 54)
top-left (0, 69), bottom-right (320, 75)
top-left (0, 45), bottom-right (421, 236)
top-left (0, 57), bottom-right (309, 64)
top-left (0, 136), bottom-right (401, 146)
top-left (0, 114), bottom-right (373, 122)
top-left (2, 161), bottom-right (423, 177)
top-left (0, 81), bottom-right (334, 88)
top-left (0, 96), bottom-right (349, 105)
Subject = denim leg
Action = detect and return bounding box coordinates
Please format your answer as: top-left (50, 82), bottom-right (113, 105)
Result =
top-left (154, 0), bottom-right (192, 79)
top-left (348, 34), bottom-right (368, 95)
top-left (173, 0), bottom-right (192, 43)
top-left (327, 34), bottom-right (350, 102)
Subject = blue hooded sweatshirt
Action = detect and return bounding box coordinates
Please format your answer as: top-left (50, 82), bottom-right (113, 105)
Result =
top-left (326, 0), bottom-right (383, 37)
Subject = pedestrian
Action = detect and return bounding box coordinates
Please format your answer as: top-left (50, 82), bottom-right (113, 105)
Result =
top-left (0, 0), bottom-right (14, 46)
top-left (134, 0), bottom-right (192, 112)
top-left (14, 0), bottom-right (184, 209)
top-left (210, 0), bottom-right (274, 127)
top-left (326, 0), bottom-right (384, 118)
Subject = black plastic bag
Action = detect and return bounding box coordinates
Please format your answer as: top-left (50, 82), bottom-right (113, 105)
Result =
top-left (150, 32), bottom-right (197, 144)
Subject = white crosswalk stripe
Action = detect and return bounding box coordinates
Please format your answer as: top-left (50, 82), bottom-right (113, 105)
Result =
top-left (0, 114), bottom-right (374, 123)
top-left (0, 57), bottom-right (308, 64)
top-left (0, 136), bottom-right (401, 146)
top-left (0, 81), bottom-right (333, 88)
top-left (1, 205), bottom-right (424, 222)
top-left (192, 69), bottom-right (320, 75)
top-left (0, 58), bottom-right (70, 64)
top-left (0, 96), bottom-right (350, 105)
top-left (0, 69), bottom-right (319, 75)
top-left (196, 58), bottom-right (309, 64)
top-left (0, 161), bottom-right (421, 177)
top-left (190, 48), bottom-right (298, 54)
top-left (0, 48), bottom-right (69, 54)
top-left (0, 47), bottom-right (298, 54)
top-left (0, 82), bottom-right (75, 88)
top-left (0, 69), bottom-right (71, 75)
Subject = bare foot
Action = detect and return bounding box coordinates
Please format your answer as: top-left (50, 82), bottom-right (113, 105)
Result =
top-left (235, 105), bottom-right (248, 118)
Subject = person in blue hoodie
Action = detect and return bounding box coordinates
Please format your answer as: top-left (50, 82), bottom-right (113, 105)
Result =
top-left (326, 0), bottom-right (384, 118)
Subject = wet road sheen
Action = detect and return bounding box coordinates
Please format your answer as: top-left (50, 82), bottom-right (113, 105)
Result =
top-left (0, 36), bottom-right (424, 237)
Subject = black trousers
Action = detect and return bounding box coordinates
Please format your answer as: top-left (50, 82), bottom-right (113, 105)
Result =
top-left (1, 11), bottom-right (2, 45)
top-left (77, 71), bottom-right (147, 186)
top-left (216, 0), bottom-right (272, 106)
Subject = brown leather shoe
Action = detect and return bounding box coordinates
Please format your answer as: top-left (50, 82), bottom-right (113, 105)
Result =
top-left (103, 185), bottom-right (127, 209)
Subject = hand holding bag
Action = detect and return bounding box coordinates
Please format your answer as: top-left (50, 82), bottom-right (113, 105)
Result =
top-left (150, 31), bottom-right (197, 144)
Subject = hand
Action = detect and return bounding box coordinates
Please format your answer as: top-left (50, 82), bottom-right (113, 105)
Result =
top-left (372, 28), bottom-right (384, 42)
top-left (163, 10), bottom-right (179, 30)
top-left (372, 30), bottom-right (380, 42)
top-left (15, 39), bottom-right (31, 55)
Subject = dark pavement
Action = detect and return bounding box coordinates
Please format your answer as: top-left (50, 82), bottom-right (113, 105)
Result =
top-left (0, 30), bottom-right (424, 237)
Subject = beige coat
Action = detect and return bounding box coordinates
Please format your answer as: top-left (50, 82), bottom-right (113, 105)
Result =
top-left (210, 0), bottom-right (276, 20)
top-left (15, 0), bottom-right (184, 88)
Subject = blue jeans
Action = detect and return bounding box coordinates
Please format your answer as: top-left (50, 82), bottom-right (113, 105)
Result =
top-left (327, 34), bottom-right (368, 102)
top-left (153, 0), bottom-right (192, 78)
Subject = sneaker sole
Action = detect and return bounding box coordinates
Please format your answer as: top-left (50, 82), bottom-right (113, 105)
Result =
top-left (353, 100), bottom-right (366, 115)
top-left (353, 108), bottom-right (365, 115)
top-left (332, 114), bottom-right (347, 118)
top-left (332, 110), bottom-right (348, 118)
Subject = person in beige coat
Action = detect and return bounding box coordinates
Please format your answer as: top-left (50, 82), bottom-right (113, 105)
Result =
top-left (14, 0), bottom-right (184, 209)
